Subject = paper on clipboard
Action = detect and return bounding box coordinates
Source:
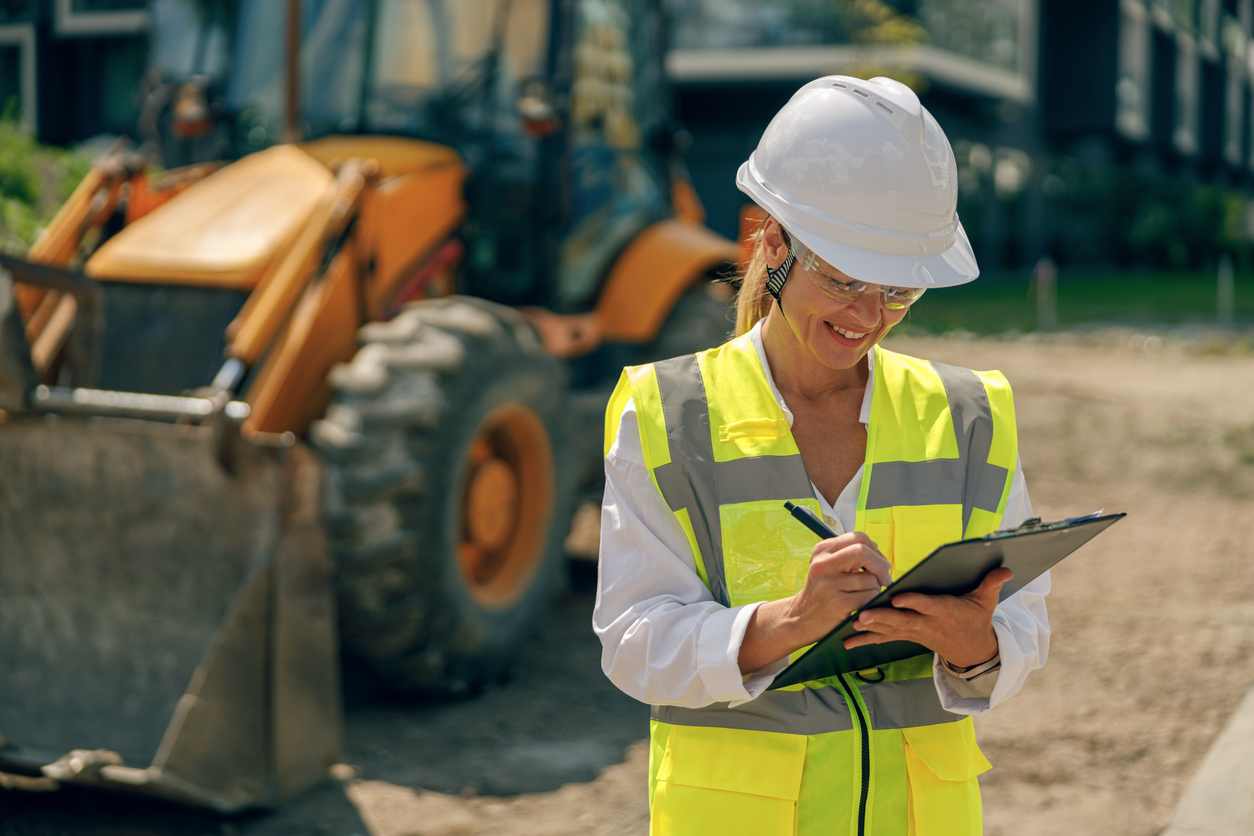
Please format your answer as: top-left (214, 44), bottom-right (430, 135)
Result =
top-left (768, 512), bottom-right (1125, 689)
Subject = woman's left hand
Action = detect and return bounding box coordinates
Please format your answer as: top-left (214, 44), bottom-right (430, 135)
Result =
top-left (843, 567), bottom-right (1013, 668)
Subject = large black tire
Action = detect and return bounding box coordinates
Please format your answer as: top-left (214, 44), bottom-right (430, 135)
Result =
top-left (311, 298), bottom-right (574, 696)
top-left (637, 282), bottom-right (737, 364)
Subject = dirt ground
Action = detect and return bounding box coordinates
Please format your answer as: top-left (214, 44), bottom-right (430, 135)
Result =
top-left (4, 331), bottom-right (1254, 835)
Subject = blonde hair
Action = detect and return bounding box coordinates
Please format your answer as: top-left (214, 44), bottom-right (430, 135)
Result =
top-left (734, 220), bottom-right (774, 336)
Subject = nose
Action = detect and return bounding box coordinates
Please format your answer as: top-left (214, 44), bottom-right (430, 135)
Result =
top-left (845, 293), bottom-right (882, 327)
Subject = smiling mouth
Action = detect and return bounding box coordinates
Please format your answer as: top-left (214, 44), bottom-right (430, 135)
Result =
top-left (826, 322), bottom-right (871, 340)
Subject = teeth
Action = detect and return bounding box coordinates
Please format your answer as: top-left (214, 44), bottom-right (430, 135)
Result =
top-left (831, 325), bottom-right (868, 339)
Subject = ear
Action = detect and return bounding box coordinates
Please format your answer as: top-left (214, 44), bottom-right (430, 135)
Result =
top-left (762, 218), bottom-right (791, 270)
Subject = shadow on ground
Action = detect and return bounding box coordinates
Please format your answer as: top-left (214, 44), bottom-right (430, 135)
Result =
top-left (0, 567), bottom-right (649, 835)
top-left (338, 565), bottom-right (648, 798)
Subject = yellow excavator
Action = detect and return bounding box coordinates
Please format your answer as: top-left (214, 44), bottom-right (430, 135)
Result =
top-left (0, 0), bottom-right (736, 812)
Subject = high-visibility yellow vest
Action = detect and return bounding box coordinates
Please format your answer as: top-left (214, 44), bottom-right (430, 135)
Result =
top-left (605, 331), bottom-right (1018, 836)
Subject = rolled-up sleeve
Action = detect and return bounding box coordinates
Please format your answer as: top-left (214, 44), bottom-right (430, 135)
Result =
top-left (593, 401), bottom-right (781, 707)
top-left (934, 460), bottom-right (1052, 715)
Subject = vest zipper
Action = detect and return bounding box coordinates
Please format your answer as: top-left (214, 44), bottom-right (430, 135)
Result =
top-left (837, 672), bottom-right (871, 836)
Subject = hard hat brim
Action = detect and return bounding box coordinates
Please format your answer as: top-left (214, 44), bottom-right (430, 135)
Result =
top-left (736, 161), bottom-right (979, 290)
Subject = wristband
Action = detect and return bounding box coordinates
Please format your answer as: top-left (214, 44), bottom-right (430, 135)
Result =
top-left (942, 652), bottom-right (1001, 681)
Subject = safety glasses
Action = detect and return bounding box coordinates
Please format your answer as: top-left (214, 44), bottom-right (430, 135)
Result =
top-left (793, 242), bottom-right (926, 311)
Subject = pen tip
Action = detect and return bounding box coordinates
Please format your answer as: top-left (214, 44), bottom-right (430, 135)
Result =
top-left (784, 501), bottom-right (795, 511)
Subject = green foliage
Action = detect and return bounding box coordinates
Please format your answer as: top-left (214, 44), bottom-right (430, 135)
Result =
top-left (1040, 160), bottom-right (1249, 271)
top-left (830, 0), bottom-right (929, 91)
top-left (835, 0), bottom-right (928, 45)
top-left (896, 270), bottom-right (1254, 335)
top-left (0, 117), bottom-right (93, 251)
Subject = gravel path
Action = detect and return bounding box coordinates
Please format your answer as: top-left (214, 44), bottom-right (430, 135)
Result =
top-left (4, 333), bottom-right (1252, 835)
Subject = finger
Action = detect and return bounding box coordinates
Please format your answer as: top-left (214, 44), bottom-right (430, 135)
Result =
top-left (810, 531), bottom-right (875, 563)
top-left (831, 573), bottom-right (883, 594)
top-left (833, 544), bottom-right (893, 588)
top-left (810, 545), bottom-right (891, 587)
top-left (890, 592), bottom-right (943, 614)
top-left (967, 568), bottom-right (1014, 607)
top-left (844, 630), bottom-right (891, 649)
top-left (853, 607), bottom-right (919, 634)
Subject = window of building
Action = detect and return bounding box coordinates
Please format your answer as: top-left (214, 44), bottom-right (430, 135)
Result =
top-left (0, 44), bottom-right (20, 118)
top-left (55, 0), bottom-right (148, 36)
top-left (1223, 13), bottom-right (1246, 164)
top-left (1248, 85), bottom-right (1254, 170)
top-left (68, 0), bottom-right (147, 8)
top-left (916, 0), bottom-right (1025, 75)
top-left (670, 0), bottom-right (1026, 74)
top-left (1174, 31), bottom-right (1200, 153)
top-left (1171, 0), bottom-right (1197, 29)
top-left (1200, 0), bottom-right (1221, 47)
top-left (1118, 0), bottom-right (1152, 139)
top-left (0, 23), bottom-right (34, 132)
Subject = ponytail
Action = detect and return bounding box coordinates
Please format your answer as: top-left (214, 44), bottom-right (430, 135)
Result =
top-left (733, 220), bottom-right (774, 336)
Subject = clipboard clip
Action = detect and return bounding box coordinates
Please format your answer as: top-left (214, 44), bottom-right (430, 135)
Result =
top-left (985, 510), bottom-right (1108, 540)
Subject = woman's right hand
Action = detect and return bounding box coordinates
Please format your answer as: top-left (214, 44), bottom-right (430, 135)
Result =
top-left (738, 532), bottom-right (893, 675)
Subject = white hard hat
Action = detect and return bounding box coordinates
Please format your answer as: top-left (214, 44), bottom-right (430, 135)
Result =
top-left (737, 75), bottom-right (978, 289)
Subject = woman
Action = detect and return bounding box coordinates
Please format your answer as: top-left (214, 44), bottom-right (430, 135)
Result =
top-left (594, 76), bottom-right (1050, 835)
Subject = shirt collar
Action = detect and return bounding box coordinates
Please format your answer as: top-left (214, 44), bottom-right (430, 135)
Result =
top-left (747, 318), bottom-right (874, 428)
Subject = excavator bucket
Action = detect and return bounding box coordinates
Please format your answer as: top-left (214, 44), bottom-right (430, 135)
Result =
top-left (0, 271), bottom-right (341, 812)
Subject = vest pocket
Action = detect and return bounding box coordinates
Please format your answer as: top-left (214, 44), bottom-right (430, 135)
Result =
top-left (902, 720), bottom-right (990, 836)
top-left (717, 418), bottom-right (789, 457)
top-left (652, 724), bottom-right (806, 836)
top-left (720, 500), bottom-right (817, 607)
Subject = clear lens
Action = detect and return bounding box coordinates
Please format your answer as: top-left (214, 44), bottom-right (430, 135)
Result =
top-left (792, 242), bottom-right (925, 310)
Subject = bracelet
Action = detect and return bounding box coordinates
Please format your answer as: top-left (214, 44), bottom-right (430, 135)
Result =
top-left (942, 652), bottom-right (1001, 681)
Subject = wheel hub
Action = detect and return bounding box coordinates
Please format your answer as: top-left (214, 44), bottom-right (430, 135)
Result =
top-left (466, 458), bottom-right (519, 551)
top-left (457, 404), bottom-right (554, 608)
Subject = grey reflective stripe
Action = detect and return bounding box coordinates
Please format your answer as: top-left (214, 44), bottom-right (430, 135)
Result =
top-left (651, 678), bottom-right (963, 736)
top-left (652, 356), bottom-right (817, 606)
top-left (652, 687), bottom-right (853, 735)
top-left (857, 677), bottom-right (964, 729)
top-left (865, 459), bottom-right (963, 509)
top-left (652, 355), bottom-right (730, 607)
top-left (657, 455), bottom-right (811, 515)
top-left (714, 455), bottom-right (811, 505)
top-left (864, 361), bottom-right (1010, 535)
top-left (930, 361), bottom-right (1008, 534)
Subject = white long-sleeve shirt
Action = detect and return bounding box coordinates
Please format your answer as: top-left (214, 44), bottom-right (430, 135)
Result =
top-left (593, 321), bottom-right (1050, 714)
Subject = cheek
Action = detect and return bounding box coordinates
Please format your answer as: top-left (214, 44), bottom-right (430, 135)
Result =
top-left (881, 308), bottom-right (910, 330)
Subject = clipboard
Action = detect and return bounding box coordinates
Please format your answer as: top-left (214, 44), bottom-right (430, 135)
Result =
top-left (768, 512), bottom-right (1126, 689)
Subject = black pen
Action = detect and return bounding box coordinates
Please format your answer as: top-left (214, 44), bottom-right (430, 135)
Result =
top-left (785, 501), bottom-right (880, 582)
top-left (783, 501), bottom-right (839, 540)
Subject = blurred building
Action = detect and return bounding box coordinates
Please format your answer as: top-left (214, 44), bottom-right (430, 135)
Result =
top-left (0, 0), bottom-right (150, 143)
top-left (668, 0), bottom-right (1254, 271)
top-left (4, 0), bottom-right (1248, 270)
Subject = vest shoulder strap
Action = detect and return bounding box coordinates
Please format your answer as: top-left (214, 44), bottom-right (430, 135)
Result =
top-left (864, 347), bottom-right (1018, 538)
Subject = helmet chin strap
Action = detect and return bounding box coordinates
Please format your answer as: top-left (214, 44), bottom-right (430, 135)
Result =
top-left (765, 244), bottom-right (796, 316)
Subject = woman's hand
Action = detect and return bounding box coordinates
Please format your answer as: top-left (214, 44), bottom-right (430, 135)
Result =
top-left (843, 567), bottom-right (1013, 668)
top-left (738, 532), bottom-right (893, 674)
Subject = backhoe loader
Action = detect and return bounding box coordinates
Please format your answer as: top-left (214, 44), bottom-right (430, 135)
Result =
top-left (0, 0), bottom-right (736, 812)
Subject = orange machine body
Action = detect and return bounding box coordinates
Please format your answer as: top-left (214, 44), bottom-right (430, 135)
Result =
top-left (15, 136), bottom-right (731, 435)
